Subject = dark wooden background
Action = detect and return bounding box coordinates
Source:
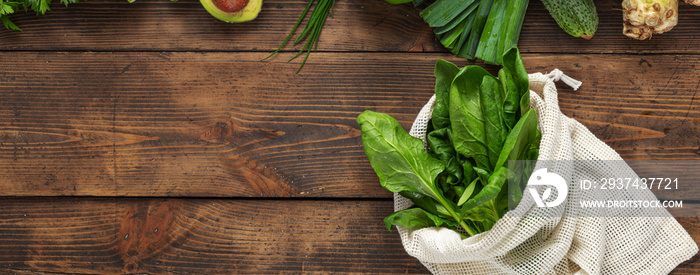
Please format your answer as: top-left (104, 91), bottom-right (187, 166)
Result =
top-left (0, 0), bottom-right (698, 273)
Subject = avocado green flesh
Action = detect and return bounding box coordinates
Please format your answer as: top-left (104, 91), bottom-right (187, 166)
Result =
top-left (201, 0), bottom-right (262, 23)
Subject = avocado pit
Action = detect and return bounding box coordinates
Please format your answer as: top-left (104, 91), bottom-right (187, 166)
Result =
top-left (212, 0), bottom-right (249, 13)
top-left (200, 0), bottom-right (262, 23)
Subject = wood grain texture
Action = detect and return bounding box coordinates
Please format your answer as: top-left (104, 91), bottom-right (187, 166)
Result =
top-left (0, 198), bottom-right (428, 274)
top-left (2, 0), bottom-right (700, 54)
top-left (1, 0), bottom-right (698, 273)
top-left (0, 198), bottom-right (696, 274)
top-left (1, 52), bottom-right (699, 198)
top-left (0, 0), bottom-right (438, 52)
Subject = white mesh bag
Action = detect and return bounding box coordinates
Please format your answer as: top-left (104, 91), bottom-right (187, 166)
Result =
top-left (398, 70), bottom-right (698, 275)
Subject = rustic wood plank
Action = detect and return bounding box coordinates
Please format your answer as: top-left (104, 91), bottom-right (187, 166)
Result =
top-left (0, 52), bottom-right (698, 198)
top-left (0, 198), bottom-right (696, 274)
top-left (0, 0), bottom-right (439, 52)
top-left (520, 1), bottom-right (700, 54)
top-left (0, 198), bottom-right (429, 274)
top-left (3, 0), bottom-right (700, 54)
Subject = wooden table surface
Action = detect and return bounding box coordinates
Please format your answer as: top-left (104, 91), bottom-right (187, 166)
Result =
top-left (0, 0), bottom-right (698, 273)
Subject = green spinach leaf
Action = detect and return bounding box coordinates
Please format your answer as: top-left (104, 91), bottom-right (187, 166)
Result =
top-left (460, 166), bottom-right (510, 213)
top-left (399, 191), bottom-right (452, 217)
top-left (462, 201), bottom-right (499, 232)
top-left (473, 166), bottom-right (491, 185)
top-left (384, 207), bottom-right (458, 231)
top-left (432, 60), bottom-right (460, 130)
top-left (494, 109), bottom-right (540, 170)
top-left (358, 110), bottom-right (475, 235)
top-left (357, 110), bottom-right (445, 199)
top-left (499, 68), bottom-right (519, 129)
top-left (359, 48), bottom-right (539, 238)
top-left (462, 158), bottom-right (477, 185)
top-left (479, 75), bottom-right (508, 169)
top-left (499, 48), bottom-right (529, 126)
top-left (457, 177), bottom-right (479, 206)
top-left (428, 128), bottom-right (462, 184)
top-left (450, 66), bottom-right (491, 169)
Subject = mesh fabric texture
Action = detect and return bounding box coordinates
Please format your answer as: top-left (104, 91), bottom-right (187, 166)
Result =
top-left (397, 72), bottom-right (698, 275)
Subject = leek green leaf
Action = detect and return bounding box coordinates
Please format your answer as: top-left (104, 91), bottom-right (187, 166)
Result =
top-left (420, 0), bottom-right (477, 27)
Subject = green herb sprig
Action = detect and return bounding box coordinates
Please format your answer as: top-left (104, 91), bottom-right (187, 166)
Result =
top-left (1, 0), bottom-right (83, 31)
top-left (264, 0), bottom-right (335, 74)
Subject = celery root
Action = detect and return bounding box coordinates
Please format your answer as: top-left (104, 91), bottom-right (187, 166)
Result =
top-left (622, 0), bottom-right (678, 40)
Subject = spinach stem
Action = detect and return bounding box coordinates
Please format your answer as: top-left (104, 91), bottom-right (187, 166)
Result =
top-left (489, 199), bottom-right (500, 220)
top-left (435, 196), bottom-right (478, 236)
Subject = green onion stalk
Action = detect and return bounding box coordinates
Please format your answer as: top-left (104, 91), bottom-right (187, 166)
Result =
top-left (264, 0), bottom-right (336, 74)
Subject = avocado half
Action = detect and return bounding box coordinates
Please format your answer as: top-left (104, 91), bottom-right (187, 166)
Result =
top-left (200, 0), bottom-right (262, 23)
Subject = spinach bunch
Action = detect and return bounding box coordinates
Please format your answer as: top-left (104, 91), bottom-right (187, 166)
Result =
top-left (358, 48), bottom-right (540, 237)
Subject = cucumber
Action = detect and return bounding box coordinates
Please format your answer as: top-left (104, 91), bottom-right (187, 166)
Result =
top-left (540, 0), bottom-right (598, 39)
